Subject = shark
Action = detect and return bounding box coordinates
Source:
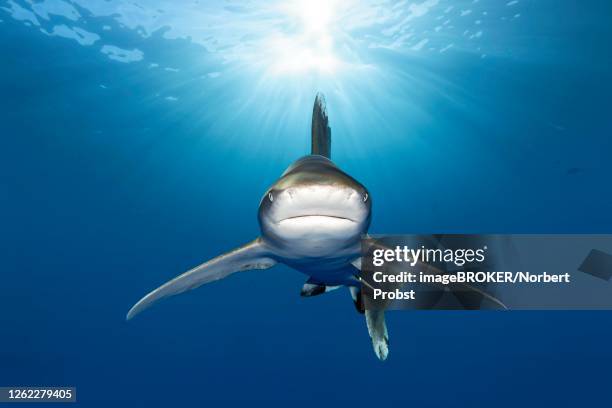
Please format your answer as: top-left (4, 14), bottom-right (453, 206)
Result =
top-left (126, 93), bottom-right (504, 360)
top-left (127, 93), bottom-right (393, 359)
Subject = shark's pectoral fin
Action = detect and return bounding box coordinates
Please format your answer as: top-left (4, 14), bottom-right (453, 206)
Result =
top-left (300, 279), bottom-right (341, 297)
top-left (366, 310), bottom-right (389, 361)
top-left (127, 238), bottom-right (276, 320)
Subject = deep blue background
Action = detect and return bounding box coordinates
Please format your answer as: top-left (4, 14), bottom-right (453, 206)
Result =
top-left (1, 1), bottom-right (612, 406)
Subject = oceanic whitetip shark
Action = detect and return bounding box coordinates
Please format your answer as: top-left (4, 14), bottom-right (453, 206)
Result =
top-left (127, 93), bottom-right (505, 360)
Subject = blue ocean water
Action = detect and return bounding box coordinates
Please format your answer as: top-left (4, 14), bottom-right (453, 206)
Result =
top-left (1, 0), bottom-right (612, 406)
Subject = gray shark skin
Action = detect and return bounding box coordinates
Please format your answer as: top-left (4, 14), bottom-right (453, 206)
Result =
top-left (127, 93), bottom-right (391, 359)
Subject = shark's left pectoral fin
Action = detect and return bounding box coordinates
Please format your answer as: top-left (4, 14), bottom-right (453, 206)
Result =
top-left (127, 238), bottom-right (276, 320)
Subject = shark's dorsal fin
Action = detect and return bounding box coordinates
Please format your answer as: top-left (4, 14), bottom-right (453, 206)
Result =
top-left (311, 93), bottom-right (331, 158)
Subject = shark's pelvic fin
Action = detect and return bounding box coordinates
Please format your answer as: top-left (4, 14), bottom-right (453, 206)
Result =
top-left (300, 279), bottom-right (341, 297)
top-left (366, 310), bottom-right (389, 361)
top-left (349, 286), bottom-right (364, 313)
top-left (350, 258), bottom-right (388, 360)
top-left (311, 93), bottom-right (331, 158)
top-left (126, 238), bottom-right (276, 320)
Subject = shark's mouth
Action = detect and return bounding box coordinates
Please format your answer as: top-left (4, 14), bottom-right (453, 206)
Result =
top-left (275, 215), bottom-right (359, 235)
top-left (279, 215), bottom-right (356, 223)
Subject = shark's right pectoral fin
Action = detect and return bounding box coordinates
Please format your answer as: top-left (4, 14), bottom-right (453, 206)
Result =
top-left (127, 238), bottom-right (276, 320)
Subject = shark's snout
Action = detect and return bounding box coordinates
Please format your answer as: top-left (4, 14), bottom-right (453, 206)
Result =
top-left (258, 180), bottom-right (371, 254)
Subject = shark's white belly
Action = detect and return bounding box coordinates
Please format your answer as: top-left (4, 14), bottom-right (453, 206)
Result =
top-left (262, 217), bottom-right (362, 287)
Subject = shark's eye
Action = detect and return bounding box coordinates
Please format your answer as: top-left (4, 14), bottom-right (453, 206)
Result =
top-left (363, 193), bottom-right (368, 202)
top-left (268, 192), bottom-right (274, 202)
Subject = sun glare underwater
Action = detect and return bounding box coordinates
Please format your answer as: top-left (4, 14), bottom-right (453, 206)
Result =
top-left (2, 0), bottom-right (573, 157)
top-left (2, 0), bottom-right (612, 407)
